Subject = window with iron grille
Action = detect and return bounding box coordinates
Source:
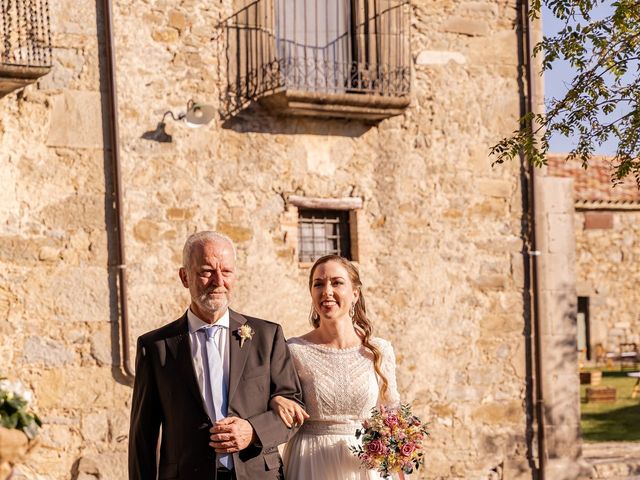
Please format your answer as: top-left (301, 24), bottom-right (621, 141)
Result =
top-left (221, 0), bottom-right (410, 120)
top-left (298, 209), bottom-right (351, 262)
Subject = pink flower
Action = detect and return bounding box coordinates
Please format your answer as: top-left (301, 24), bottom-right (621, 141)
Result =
top-left (366, 439), bottom-right (388, 455)
top-left (400, 442), bottom-right (416, 457)
top-left (384, 413), bottom-right (400, 428)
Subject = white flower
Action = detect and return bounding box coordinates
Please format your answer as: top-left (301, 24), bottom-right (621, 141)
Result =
top-left (21, 387), bottom-right (33, 405)
top-left (0, 379), bottom-right (12, 392)
top-left (0, 379), bottom-right (33, 405)
top-left (237, 324), bottom-right (255, 348)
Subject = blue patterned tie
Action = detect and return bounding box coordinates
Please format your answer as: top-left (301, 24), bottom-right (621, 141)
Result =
top-left (204, 325), bottom-right (233, 470)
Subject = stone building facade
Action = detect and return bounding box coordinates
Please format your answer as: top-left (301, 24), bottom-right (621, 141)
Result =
top-left (548, 155), bottom-right (640, 364)
top-left (0, 1), bottom-right (577, 479)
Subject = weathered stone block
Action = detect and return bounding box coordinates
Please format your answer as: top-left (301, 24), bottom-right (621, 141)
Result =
top-left (37, 48), bottom-right (85, 90)
top-left (166, 207), bottom-right (195, 221)
top-left (22, 336), bottom-right (75, 366)
top-left (50, 0), bottom-right (97, 35)
top-left (475, 274), bottom-right (507, 290)
top-left (537, 254), bottom-right (576, 295)
top-left (547, 213), bottom-right (576, 254)
top-left (0, 236), bottom-right (61, 265)
top-left (75, 452), bottom-right (127, 480)
top-left (38, 246), bottom-right (61, 262)
top-left (90, 326), bottom-right (114, 366)
top-left (38, 423), bottom-right (82, 450)
top-left (168, 11), bottom-right (189, 31)
top-left (0, 287), bottom-right (17, 323)
top-left (22, 266), bottom-right (110, 323)
top-left (46, 91), bottom-right (104, 149)
top-left (76, 456), bottom-right (100, 476)
top-left (472, 401), bottom-right (522, 424)
top-left (36, 367), bottom-right (126, 409)
top-left (151, 28), bottom-right (180, 43)
top-left (477, 178), bottom-right (512, 198)
top-left (82, 412), bottom-right (109, 443)
top-left (133, 219), bottom-right (163, 243)
top-left (415, 50), bottom-right (466, 66)
top-left (39, 194), bottom-right (105, 231)
top-left (471, 198), bottom-right (508, 218)
top-left (534, 176), bottom-right (575, 217)
top-left (217, 222), bottom-right (253, 243)
top-left (443, 17), bottom-right (490, 36)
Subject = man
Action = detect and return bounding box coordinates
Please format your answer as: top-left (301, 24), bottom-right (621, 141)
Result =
top-left (129, 231), bottom-right (303, 480)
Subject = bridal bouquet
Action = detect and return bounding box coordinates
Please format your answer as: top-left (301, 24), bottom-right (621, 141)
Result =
top-left (351, 404), bottom-right (429, 478)
top-left (0, 378), bottom-right (41, 440)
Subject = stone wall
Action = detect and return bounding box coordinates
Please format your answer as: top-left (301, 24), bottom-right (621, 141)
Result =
top-left (575, 209), bottom-right (640, 355)
top-left (1, 0), bottom-right (534, 478)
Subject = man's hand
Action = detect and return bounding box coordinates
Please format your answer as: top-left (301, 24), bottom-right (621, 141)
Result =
top-left (209, 417), bottom-right (256, 453)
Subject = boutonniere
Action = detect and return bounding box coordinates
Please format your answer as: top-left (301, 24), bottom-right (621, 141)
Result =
top-left (237, 324), bottom-right (255, 348)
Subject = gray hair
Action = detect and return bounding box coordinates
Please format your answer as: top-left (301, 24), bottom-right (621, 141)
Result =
top-left (182, 231), bottom-right (237, 268)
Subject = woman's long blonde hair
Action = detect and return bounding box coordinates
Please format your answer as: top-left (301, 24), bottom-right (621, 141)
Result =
top-left (308, 255), bottom-right (389, 401)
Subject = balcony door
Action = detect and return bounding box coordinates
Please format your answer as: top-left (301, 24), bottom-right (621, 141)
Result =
top-left (276, 0), bottom-right (351, 92)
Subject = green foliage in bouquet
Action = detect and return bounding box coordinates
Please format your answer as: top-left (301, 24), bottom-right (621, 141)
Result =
top-left (0, 379), bottom-right (42, 440)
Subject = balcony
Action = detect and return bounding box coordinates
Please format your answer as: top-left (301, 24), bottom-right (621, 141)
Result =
top-left (0, 0), bottom-right (52, 97)
top-left (221, 0), bottom-right (410, 121)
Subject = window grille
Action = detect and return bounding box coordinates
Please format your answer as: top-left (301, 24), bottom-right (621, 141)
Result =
top-left (298, 209), bottom-right (351, 262)
top-left (0, 0), bottom-right (52, 69)
top-left (221, 0), bottom-right (410, 117)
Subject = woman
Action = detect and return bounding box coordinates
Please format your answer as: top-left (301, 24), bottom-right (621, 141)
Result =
top-left (271, 255), bottom-right (400, 479)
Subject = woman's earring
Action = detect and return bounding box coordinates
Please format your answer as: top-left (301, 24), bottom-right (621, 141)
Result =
top-left (349, 303), bottom-right (356, 319)
top-left (313, 311), bottom-right (319, 321)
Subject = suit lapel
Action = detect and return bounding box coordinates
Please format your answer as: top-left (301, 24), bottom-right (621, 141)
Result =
top-left (166, 313), bottom-right (208, 414)
top-left (228, 310), bottom-right (250, 404)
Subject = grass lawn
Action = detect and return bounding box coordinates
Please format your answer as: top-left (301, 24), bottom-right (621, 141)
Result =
top-left (580, 369), bottom-right (640, 442)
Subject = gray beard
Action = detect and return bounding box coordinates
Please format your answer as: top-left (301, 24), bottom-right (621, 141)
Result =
top-left (195, 294), bottom-right (228, 316)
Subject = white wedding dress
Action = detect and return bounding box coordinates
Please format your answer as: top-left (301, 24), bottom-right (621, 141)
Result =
top-left (283, 336), bottom-right (400, 480)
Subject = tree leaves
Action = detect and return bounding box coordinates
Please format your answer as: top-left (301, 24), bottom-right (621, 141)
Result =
top-left (491, 0), bottom-right (640, 186)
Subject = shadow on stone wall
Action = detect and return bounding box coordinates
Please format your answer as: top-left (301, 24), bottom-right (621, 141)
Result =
top-left (221, 101), bottom-right (372, 137)
top-left (95, 0), bottom-right (134, 390)
top-left (513, 0), bottom-right (538, 476)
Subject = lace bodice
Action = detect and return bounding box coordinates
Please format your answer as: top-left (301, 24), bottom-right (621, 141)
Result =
top-left (287, 337), bottom-right (400, 431)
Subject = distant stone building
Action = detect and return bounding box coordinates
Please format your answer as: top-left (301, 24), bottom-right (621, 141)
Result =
top-left (1, 1), bottom-right (590, 479)
top-left (548, 155), bottom-right (640, 365)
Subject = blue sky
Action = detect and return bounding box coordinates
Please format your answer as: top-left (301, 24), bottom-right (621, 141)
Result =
top-left (542, 2), bottom-right (618, 154)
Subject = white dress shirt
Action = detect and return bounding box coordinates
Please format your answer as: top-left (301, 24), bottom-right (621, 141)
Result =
top-left (187, 308), bottom-right (231, 422)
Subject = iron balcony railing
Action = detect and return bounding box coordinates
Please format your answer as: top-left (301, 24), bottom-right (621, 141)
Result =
top-left (1, 0), bottom-right (52, 72)
top-left (221, 0), bottom-right (410, 116)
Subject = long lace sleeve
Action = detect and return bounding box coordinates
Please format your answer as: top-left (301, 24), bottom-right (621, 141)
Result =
top-left (375, 338), bottom-right (400, 407)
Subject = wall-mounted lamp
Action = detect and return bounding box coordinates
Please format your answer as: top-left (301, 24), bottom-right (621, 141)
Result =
top-left (142, 100), bottom-right (216, 143)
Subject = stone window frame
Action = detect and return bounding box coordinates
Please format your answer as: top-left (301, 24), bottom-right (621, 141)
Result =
top-left (283, 195), bottom-right (362, 267)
